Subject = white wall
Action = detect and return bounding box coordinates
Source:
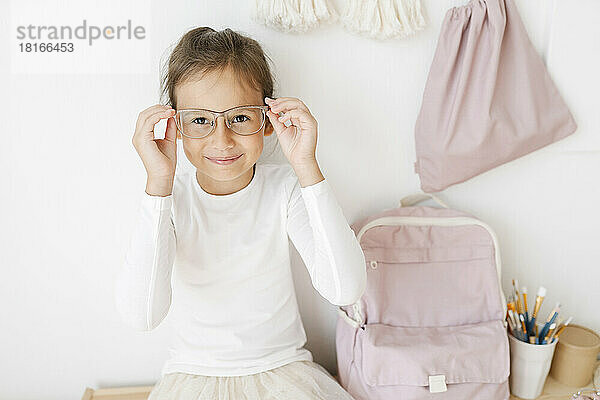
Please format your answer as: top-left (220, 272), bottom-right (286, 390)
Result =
top-left (1, 0), bottom-right (598, 398)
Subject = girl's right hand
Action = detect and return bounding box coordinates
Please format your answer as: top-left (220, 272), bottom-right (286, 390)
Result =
top-left (132, 105), bottom-right (178, 192)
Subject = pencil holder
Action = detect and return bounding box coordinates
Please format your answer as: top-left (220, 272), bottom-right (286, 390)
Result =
top-left (549, 324), bottom-right (600, 387)
top-left (508, 331), bottom-right (558, 399)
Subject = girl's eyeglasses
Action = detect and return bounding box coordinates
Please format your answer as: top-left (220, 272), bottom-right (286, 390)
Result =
top-left (173, 105), bottom-right (270, 139)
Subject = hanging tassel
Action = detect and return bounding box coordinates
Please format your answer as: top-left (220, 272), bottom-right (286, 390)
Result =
top-left (343, 0), bottom-right (379, 34)
top-left (340, 0), bottom-right (426, 40)
top-left (253, 0), bottom-right (338, 33)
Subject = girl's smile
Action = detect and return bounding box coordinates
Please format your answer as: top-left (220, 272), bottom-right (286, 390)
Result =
top-left (205, 153), bottom-right (244, 165)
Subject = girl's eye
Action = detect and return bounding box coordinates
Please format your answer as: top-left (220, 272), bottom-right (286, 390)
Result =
top-left (192, 117), bottom-right (208, 125)
top-left (231, 114), bottom-right (250, 124)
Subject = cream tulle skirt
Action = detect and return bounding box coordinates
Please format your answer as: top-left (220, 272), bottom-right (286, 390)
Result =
top-left (147, 360), bottom-right (356, 400)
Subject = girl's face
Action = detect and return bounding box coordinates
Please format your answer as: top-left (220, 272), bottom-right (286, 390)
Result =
top-left (174, 66), bottom-right (274, 195)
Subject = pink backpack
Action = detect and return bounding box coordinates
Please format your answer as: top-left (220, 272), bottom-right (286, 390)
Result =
top-left (335, 193), bottom-right (510, 399)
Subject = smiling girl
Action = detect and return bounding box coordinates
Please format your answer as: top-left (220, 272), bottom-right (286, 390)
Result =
top-left (114, 27), bottom-right (366, 399)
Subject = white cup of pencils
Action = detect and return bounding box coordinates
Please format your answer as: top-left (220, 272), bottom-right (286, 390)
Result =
top-left (506, 280), bottom-right (573, 399)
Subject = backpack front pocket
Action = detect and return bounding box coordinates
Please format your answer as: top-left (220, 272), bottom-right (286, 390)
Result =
top-left (359, 319), bottom-right (510, 387)
top-left (362, 254), bottom-right (504, 327)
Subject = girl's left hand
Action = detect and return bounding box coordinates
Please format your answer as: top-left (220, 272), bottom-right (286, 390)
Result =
top-left (265, 96), bottom-right (318, 168)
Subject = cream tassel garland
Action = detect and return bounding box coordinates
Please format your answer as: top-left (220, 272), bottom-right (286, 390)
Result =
top-left (253, 0), bottom-right (338, 33)
top-left (340, 0), bottom-right (426, 40)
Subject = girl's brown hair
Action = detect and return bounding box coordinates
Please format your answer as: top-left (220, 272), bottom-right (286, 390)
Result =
top-left (160, 27), bottom-right (276, 109)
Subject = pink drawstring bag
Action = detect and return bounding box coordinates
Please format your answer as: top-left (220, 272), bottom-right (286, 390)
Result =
top-left (414, 0), bottom-right (577, 193)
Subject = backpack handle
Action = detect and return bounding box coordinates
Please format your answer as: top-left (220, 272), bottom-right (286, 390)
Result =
top-left (399, 193), bottom-right (449, 209)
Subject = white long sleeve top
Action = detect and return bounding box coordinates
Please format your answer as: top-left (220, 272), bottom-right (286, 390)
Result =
top-left (114, 162), bottom-right (366, 377)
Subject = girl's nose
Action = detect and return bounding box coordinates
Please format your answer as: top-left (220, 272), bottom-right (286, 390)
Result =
top-left (211, 116), bottom-right (236, 149)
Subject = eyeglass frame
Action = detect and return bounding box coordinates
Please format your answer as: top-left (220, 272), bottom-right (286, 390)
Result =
top-left (173, 105), bottom-right (270, 139)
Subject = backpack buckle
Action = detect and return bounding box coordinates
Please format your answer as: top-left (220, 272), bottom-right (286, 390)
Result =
top-left (429, 375), bottom-right (447, 393)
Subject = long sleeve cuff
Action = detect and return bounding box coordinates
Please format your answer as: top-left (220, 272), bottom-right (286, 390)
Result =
top-left (142, 191), bottom-right (173, 211)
